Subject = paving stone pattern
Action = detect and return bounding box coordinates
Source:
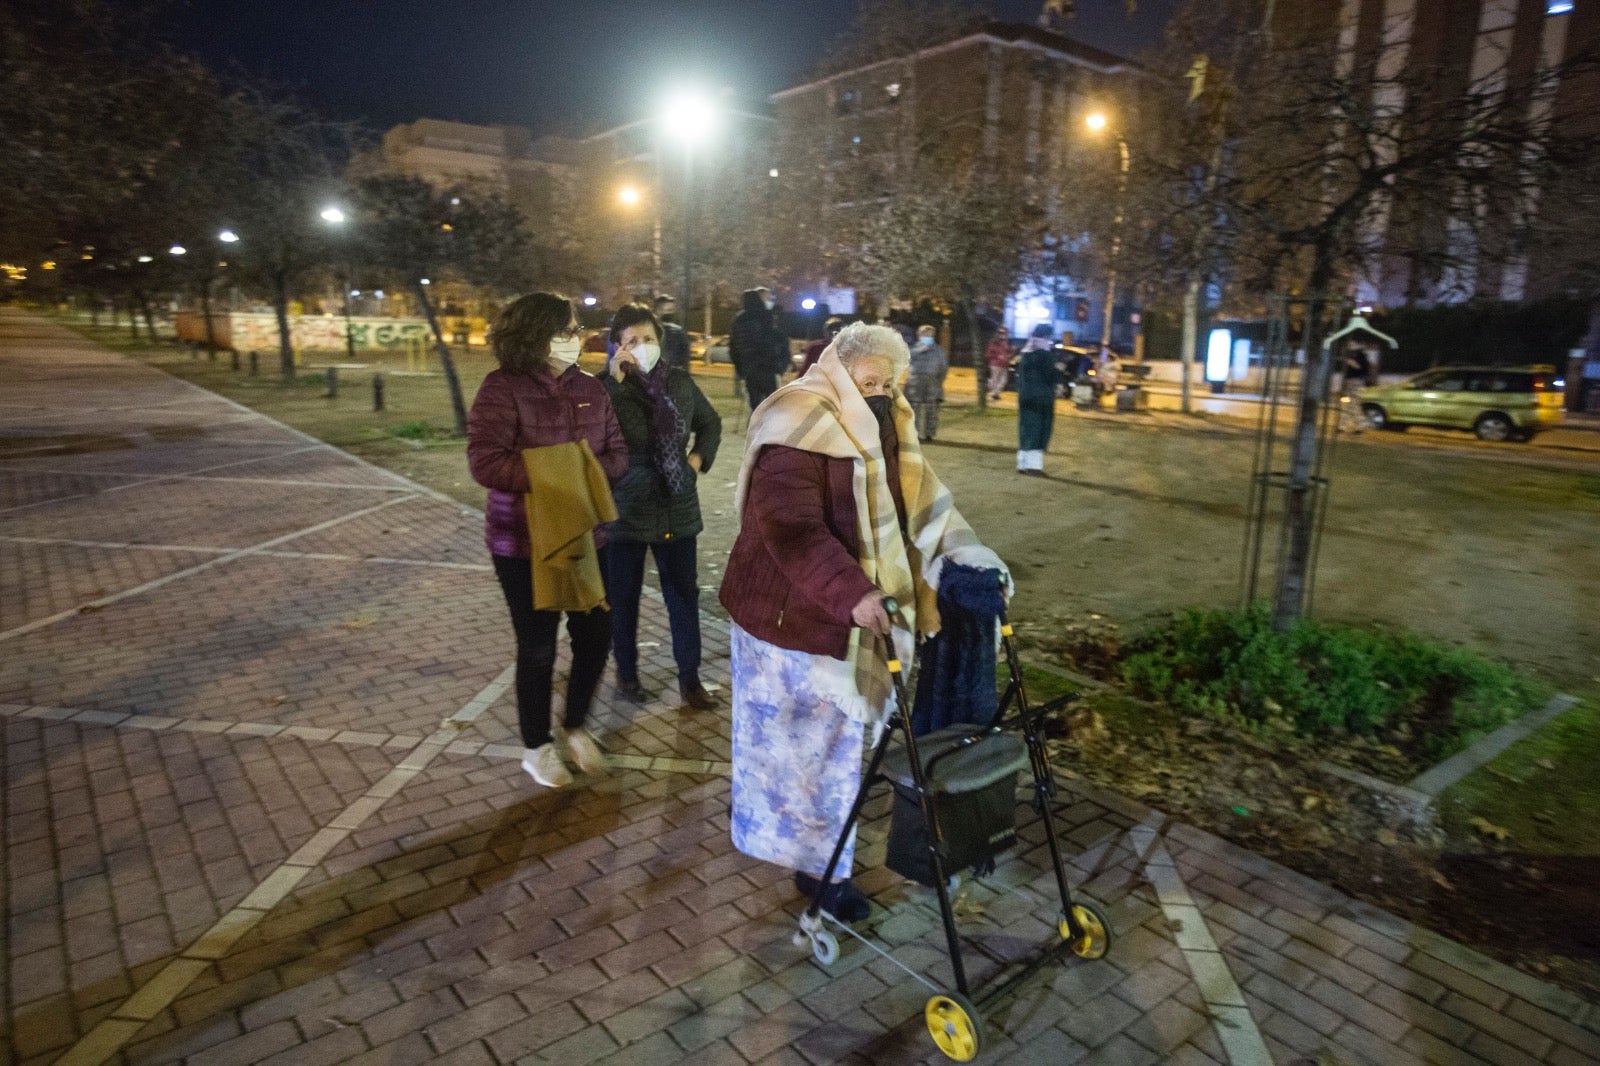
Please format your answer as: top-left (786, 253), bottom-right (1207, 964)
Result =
top-left (3, 312), bottom-right (1597, 1065)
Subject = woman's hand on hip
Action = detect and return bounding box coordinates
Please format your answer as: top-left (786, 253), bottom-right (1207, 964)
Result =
top-left (687, 452), bottom-right (704, 472)
top-left (851, 590), bottom-right (891, 637)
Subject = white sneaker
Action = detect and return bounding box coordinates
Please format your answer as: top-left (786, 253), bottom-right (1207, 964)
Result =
top-left (560, 727), bottom-right (608, 775)
top-left (521, 743), bottom-right (572, 788)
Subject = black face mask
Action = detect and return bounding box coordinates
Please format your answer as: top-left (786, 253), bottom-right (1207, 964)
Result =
top-left (864, 394), bottom-right (894, 424)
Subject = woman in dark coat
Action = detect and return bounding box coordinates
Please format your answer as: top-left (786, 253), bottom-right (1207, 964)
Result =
top-left (467, 292), bottom-right (625, 789)
top-left (1015, 324), bottom-right (1060, 475)
top-left (602, 303), bottom-right (723, 709)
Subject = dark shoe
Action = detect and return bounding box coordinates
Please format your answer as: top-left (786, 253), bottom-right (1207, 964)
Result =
top-left (679, 682), bottom-right (719, 711)
top-left (794, 872), bottom-right (872, 923)
top-left (615, 677), bottom-right (654, 704)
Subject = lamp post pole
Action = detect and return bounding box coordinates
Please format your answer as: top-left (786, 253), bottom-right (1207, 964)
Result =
top-left (1100, 136), bottom-right (1129, 351)
top-left (681, 146), bottom-right (693, 330)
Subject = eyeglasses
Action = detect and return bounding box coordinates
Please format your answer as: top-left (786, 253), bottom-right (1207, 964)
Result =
top-left (557, 325), bottom-right (581, 340)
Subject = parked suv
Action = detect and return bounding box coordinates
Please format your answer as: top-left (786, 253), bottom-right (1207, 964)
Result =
top-left (1360, 365), bottom-right (1563, 442)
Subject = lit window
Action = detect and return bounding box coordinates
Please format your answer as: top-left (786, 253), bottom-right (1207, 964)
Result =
top-left (1548, 0), bottom-right (1573, 12)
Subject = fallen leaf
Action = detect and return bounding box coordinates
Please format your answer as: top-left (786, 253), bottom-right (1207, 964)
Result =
top-left (1376, 829), bottom-right (1398, 846)
top-left (1534, 758), bottom-right (1556, 771)
top-left (267, 695), bottom-right (287, 706)
top-left (343, 616), bottom-right (374, 629)
top-left (1469, 816), bottom-right (1511, 842)
top-left (1428, 869), bottom-right (1457, 891)
top-left (1300, 794), bottom-right (1322, 811)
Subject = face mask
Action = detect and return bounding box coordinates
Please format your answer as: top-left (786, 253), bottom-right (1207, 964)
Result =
top-left (864, 394), bottom-right (894, 423)
top-left (764, 298), bottom-right (776, 311)
top-left (548, 335), bottom-right (581, 370)
top-left (634, 343), bottom-right (661, 374)
top-left (918, 336), bottom-right (934, 347)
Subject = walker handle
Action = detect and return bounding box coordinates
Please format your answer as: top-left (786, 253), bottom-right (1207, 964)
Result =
top-left (881, 595), bottom-right (900, 619)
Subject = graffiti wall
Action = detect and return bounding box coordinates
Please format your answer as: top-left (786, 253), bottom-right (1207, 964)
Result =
top-left (174, 312), bottom-right (431, 352)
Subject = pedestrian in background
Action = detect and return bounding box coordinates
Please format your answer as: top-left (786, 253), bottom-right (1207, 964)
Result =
top-left (802, 316), bottom-right (845, 375)
top-left (730, 287), bottom-right (786, 409)
top-left (602, 303), bottom-right (723, 710)
top-left (1015, 324), bottom-right (1060, 475)
top-left (985, 325), bottom-right (1011, 401)
top-left (467, 292), bottom-right (624, 788)
top-left (653, 294), bottom-right (692, 369)
top-left (906, 324), bottom-right (948, 441)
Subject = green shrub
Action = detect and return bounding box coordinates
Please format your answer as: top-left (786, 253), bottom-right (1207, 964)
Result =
top-left (1120, 605), bottom-right (1548, 759)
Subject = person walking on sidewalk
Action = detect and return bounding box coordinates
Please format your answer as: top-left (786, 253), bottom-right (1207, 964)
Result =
top-left (906, 324), bottom-right (948, 441)
top-left (720, 322), bottom-right (1008, 921)
top-left (730, 287), bottom-right (787, 410)
top-left (1015, 324), bottom-right (1060, 475)
top-left (985, 325), bottom-right (1012, 401)
top-left (468, 293), bottom-right (624, 789)
top-left (601, 303), bottom-right (723, 710)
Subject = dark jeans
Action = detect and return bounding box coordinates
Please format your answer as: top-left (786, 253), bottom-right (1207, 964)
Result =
top-left (600, 537), bottom-right (702, 688)
top-left (491, 555), bottom-right (611, 748)
top-left (743, 372), bottom-right (778, 410)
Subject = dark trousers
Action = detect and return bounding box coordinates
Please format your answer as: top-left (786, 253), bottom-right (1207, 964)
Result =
top-left (491, 555), bottom-right (611, 748)
top-left (743, 372), bottom-right (778, 410)
top-left (600, 537), bottom-right (702, 688)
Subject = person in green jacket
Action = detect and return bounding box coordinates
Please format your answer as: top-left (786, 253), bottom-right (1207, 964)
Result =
top-left (603, 303), bottom-right (723, 710)
top-left (1015, 324), bottom-right (1060, 475)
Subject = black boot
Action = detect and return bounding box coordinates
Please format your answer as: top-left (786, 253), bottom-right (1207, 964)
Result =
top-left (794, 871), bottom-right (871, 922)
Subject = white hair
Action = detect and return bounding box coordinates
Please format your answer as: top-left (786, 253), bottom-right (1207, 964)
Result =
top-left (832, 321), bottom-right (909, 380)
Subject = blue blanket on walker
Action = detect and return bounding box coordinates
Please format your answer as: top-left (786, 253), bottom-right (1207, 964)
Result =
top-left (911, 563), bottom-right (1006, 736)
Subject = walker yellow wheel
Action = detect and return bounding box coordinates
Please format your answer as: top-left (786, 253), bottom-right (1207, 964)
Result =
top-left (925, 993), bottom-right (984, 1062)
top-left (1059, 902), bottom-right (1112, 960)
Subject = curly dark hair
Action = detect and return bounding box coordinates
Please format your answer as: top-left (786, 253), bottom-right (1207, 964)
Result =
top-left (608, 302), bottom-right (661, 345)
top-left (490, 292), bottom-right (573, 375)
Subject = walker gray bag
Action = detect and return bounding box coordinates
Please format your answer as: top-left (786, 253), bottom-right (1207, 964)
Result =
top-left (882, 724), bottom-right (1029, 887)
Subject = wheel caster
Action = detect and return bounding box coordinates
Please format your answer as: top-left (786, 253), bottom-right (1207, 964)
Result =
top-left (925, 992), bottom-right (984, 1061)
top-left (810, 928), bottom-right (838, 966)
top-left (1059, 902), bottom-right (1112, 960)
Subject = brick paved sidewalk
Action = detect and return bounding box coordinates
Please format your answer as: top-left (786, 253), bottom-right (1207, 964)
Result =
top-left (3, 311), bottom-right (1597, 1066)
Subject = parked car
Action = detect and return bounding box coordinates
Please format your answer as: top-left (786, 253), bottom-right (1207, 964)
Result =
top-left (702, 335), bottom-right (731, 364)
top-left (1360, 365), bottom-right (1563, 442)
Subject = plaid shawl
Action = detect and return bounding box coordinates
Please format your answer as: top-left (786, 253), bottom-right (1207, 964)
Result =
top-left (734, 344), bottom-right (983, 724)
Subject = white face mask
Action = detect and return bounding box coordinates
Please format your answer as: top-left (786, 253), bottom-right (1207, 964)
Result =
top-left (764, 298), bottom-right (776, 311)
top-left (548, 335), bottom-right (581, 370)
top-left (633, 343), bottom-right (661, 374)
top-left (918, 336), bottom-right (934, 347)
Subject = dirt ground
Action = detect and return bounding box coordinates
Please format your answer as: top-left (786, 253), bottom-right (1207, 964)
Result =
top-left (117, 334), bottom-right (1600, 997)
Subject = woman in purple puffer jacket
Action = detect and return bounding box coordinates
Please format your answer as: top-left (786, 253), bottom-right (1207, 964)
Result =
top-left (467, 292), bottom-right (626, 789)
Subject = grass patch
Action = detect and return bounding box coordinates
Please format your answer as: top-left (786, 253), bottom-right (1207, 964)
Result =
top-left (384, 419), bottom-right (443, 442)
top-left (1441, 699), bottom-right (1600, 855)
top-left (1120, 604), bottom-right (1550, 765)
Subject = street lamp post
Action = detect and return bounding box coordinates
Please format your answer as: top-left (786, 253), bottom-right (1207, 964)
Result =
top-left (661, 91), bottom-right (716, 333)
top-left (319, 206), bottom-right (358, 364)
top-left (1085, 113), bottom-right (1130, 354)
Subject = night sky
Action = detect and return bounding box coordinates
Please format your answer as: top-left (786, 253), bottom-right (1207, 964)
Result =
top-left (167, 0), bottom-right (1173, 138)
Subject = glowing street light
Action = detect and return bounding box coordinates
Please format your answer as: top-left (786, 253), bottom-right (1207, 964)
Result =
top-left (1083, 110), bottom-right (1130, 352)
top-left (218, 229), bottom-right (239, 243)
top-left (582, 295), bottom-right (598, 306)
top-left (136, 255), bottom-right (154, 263)
top-left (801, 298), bottom-right (817, 311)
top-left (319, 206), bottom-right (346, 224)
top-left (661, 89), bottom-right (721, 332)
top-left (618, 185), bottom-right (641, 206)
top-left (169, 244), bottom-right (186, 256)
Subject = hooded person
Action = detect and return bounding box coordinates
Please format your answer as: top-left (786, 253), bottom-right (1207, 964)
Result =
top-left (718, 321), bottom-right (1009, 921)
top-left (729, 287), bottom-right (787, 410)
top-left (1015, 324), bottom-right (1061, 475)
top-left (905, 324), bottom-right (949, 441)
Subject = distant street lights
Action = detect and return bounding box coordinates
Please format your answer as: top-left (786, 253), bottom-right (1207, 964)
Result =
top-left (1085, 111), bottom-right (1130, 353)
top-left (218, 229), bottom-right (239, 244)
top-left (319, 205), bottom-right (358, 362)
top-left (618, 183), bottom-right (662, 291)
top-left (661, 90), bottom-right (718, 331)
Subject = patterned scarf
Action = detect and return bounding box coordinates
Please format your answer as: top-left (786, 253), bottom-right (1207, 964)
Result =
top-left (734, 344), bottom-right (983, 725)
top-left (638, 365), bottom-right (691, 496)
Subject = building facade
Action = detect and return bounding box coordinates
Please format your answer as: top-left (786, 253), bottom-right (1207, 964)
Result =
top-left (768, 21), bottom-right (1138, 347)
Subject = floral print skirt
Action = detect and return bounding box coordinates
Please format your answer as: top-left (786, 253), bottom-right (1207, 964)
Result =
top-left (729, 624), bottom-right (868, 878)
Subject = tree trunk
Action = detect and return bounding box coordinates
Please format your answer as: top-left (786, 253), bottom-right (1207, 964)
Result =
top-left (1271, 248), bottom-right (1336, 632)
top-left (200, 280), bottom-right (218, 353)
top-left (126, 297), bottom-right (140, 341)
top-left (1181, 278), bottom-right (1200, 415)
top-left (273, 271), bottom-right (295, 380)
top-left (135, 290), bottom-right (157, 343)
top-left (414, 282), bottom-right (470, 437)
top-left (963, 291), bottom-right (986, 411)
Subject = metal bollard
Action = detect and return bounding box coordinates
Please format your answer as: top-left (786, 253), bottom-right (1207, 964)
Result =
top-left (372, 372), bottom-right (385, 412)
top-left (230, 349), bottom-right (240, 371)
top-left (248, 350), bottom-right (259, 376)
top-left (324, 366), bottom-right (338, 399)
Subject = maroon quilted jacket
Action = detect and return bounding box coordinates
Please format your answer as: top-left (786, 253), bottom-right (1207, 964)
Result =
top-left (467, 366), bottom-right (626, 558)
top-left (719, 423), bottom-right (906, 659)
